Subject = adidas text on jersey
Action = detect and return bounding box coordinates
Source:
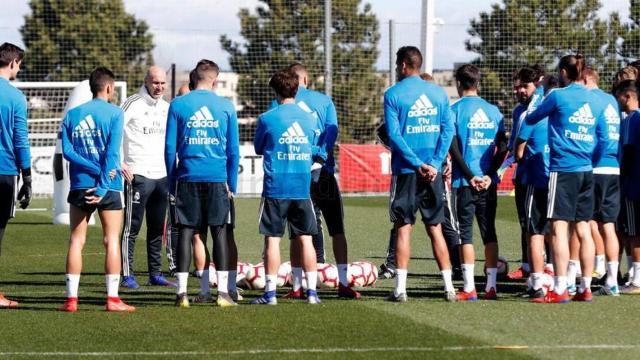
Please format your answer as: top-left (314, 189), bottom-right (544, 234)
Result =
top-left (408, 94), bottom-right (438, 117)
top-left (72, 115), bottom-right (103, 138)
top-left (278, 122), bottom-right (309, 145)
top-left (468, 108), bottom-right (495, 129)
top-left (187, 106), bottom-right (219, 128)
top-left (568, 104), bottom-right (595, 125)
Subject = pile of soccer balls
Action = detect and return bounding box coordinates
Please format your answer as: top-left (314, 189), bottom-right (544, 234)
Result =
top-left (207, 261), bottom-right (378, 290)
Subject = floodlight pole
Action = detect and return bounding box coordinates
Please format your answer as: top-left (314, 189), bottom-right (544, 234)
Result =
top-left (420, 0), bottom-right (435, 74)
top-left (389, 19), bottom-right (396, 86)
top-left (325, 0), bottom-right (333, 97)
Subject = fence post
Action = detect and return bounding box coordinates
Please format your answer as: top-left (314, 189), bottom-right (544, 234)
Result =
top-left (324, 0), bottom-right (332, 97)
top-left (389, 19), bottom-right (395, 86)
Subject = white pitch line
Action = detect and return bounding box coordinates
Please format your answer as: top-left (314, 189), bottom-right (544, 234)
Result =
top-left (1, 344), bottom-right (639, 357)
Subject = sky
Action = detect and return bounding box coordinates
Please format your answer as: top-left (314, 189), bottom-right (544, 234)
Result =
top-left (0, 0), bottom-right (631, 72)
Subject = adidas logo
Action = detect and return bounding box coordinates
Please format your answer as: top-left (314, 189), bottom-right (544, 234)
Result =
top-left (72, 115), bottom-right (102, 138)
top-left (604, 104), bottom-right (620, 124)
top-left (568, 104), bottom-right (595, 125)
top-left (187, 106), bottom-right (219, 128)
top-left (279, 121), bottom-right (309, 145)
top-left (408, 94), bottom-right (438, 117)
top-left (468, 108), bottom-right (495, 129)
top-left (298, 101), bottom-right (319, 119)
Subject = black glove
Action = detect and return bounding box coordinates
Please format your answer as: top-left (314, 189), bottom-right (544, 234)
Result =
top-left (18, 171), bottom-right (32, 209)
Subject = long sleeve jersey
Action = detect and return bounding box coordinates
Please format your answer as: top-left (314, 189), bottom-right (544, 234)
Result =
top-left (0, 77), bottom-right (31, 175)
top-left (590, 88), bottom-right (621, 172)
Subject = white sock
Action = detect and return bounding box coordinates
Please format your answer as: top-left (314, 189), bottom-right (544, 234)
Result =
top-left (544, 263), bottom-right (554, 273)
top-left (554, 276), bottom-right (567, 295)
top-left (217, 270), bottom-right (229, 295)
top-left (531, 272), bottom-right (543, 290)
top-left (632, 262), bottom-right (640, 286)
top-left (595, 254), bottom-right (606, 275)
top-left (105, 274), bottom-right (120, 298)
top-left (228, 270), bottom-right (237, 292)
top-left (395, 269), bottom-right (408, 296)
top-left (292, 267), bottom-right (303, 291)
top-left (567, 260), bottom-right (580, 286)
top-left (199, 269), bottom-right (210, 295)
top-left (606, 261), bottom-right (619, 288)
top-left (522, 262), bottom-right (530, 273)
top-left (337, 264), bottom-right (349, 287)
top-left (462, 264), bottom-right (475, 293)
top-left (265, 274), bottom-right (277, 293)
top-left (579, 276), bottom-right (592, 293)
top-left (441, 269), bottom-right (454, 292)
top-left (306, 271), bottom-right (317, 291)
top-left (485, 268), bottom-right (497, 292)
top-left (176, 272), bottom-right (188, 295)
top-left (65, 274), bottom-right (80, 298)
top-left (627, 256), bottom-right (634, 275)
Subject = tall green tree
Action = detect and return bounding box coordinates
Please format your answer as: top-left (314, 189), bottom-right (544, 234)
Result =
top-left (20, 0), bottom-right (154, 91)
top-left (221, 0), bottom-right (383, 143)
top-left (621, 0), bottom-right (640, 62)
top-left (466, 0), bottom-right (624, 118)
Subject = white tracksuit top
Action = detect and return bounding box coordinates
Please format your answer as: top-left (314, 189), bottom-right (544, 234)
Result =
top-left (121, 86), bottom-right (170, 179)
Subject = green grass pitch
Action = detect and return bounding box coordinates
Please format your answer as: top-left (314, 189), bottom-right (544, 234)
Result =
top-left (0, 196), bottom-right (639, 359)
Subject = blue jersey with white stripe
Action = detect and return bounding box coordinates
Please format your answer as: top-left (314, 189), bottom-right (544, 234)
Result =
top-left (450, 96), bottom-right (505, 188)
top-left (0, 77), bottom-right (31, 175)
top-left (383, 76), bottom-right (454, 174)
top-left (591, 88), bottom-right (620, 169)
top-left (61, 99), bottom-right (123, 197)
top-left (164, 89), bottom-right (240, 195)
top-left (510, 88), bottom-right (544, 181)
top-left (254, 103), bottom-right (325, 199)
top-left (621, 110), bottom-right (640, 201)
top-left (517, 117), bottom-right (550, 189)
top-left (524, 83), bottom-right (608, 172)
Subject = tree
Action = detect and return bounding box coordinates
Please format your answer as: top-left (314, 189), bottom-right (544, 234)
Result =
top-left (20, 0), bottom-right (154, 91)
top-left (221, 0), bottom-right (383, 143)
top-left (621, 0), bottom-right (640, 62)
top-left (466, 0), bottom-right (625, 118)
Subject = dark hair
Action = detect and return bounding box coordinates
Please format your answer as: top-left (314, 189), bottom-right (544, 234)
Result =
top-left (89, 67), bottom-right (115, 95)
top-left (558, 54), bottom-right (585, 82)
top-left (288, 63), bottom-right (306, 74)
top-left (629, 60), bottom-right (640, 73)
top-left (420, 72), bottom-right (433, 82)
top-left (613, 79), bottom-right (639, 96)
top-left (543, 75), bottom-right (559, 94)
top-left (188, 69), bottom-right (197, 90)
top-left (616, 66), bottom-right (637, 82)
top-left (514, 66), bottom-right (539, 84)
top-left (0, 42), bottom-right (25, 68)
top-left (396, 46), bottom-right (422, 71)
top-left (583, 66), bottom-right (599, 84)
top-left (194, 59), bottom-right (220, 83)
top-left (531, 64), bottom-right (546, 81)
top-left (455, 64), bottom-right (480, 90)
top-left (269, 68), bottom-right (299, 99)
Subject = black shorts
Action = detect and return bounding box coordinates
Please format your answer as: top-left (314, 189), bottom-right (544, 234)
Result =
top-left (452, 184), bottom-right (498, 245)
top-left (547, 171), bottom-right (594, 222)
top-left (311, 170), bottom-right (344, 236)
top-left (174, 182), bottom-right (230, 228)
top-left (227, 197), bottom-right (236, 227)
top-left (592, 174), bottom-right (620, 223)
top-left (0, 175), bottom-right (17, 226)
top-left (621, 199), bottom-right (640, 237)
top-left (67, 189), bottom-right (123, 214)
top-left (514, 180), bottom-right (527, 231)
top-left (525, 185), bottom-right (549, 235)
top-left (389, 173), bottom-right (445, 226)
top-left (259, 197), bottom-right (317, 237)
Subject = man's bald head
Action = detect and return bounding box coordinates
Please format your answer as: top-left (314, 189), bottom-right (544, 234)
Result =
top-left (288, 63), bottom-right (308, 87)
top-left (144, 66), bottom-right (167, 99)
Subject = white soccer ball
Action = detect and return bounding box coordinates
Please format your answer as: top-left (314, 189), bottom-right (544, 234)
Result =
top-left (278, 262), bottom-right (292, 287)
top-left (349, 261), bottom-right (377, 287)
top-left (525, 273), bottom-right (555, 294)
top-left (236, 262), bottom-right (252, 287)
top-left (484, 256), bottom-right (509, 276)
top-left (317, 263), bottom-right (339, 288)
top-left (246, 262), bottom-right (266, 290)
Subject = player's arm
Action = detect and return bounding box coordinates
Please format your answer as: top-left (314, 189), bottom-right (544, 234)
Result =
top-left (13, 95), bottom-right (32, 208)
top-left (321, 101), bottom-right (338, 158)
top-left (428, 104), bottom-right (455, 170)
top-left (253, 115), bottom-right (266, 156)
top-left (487, 118), bottom-right (508, 177)
top-left (226, 108), bottom-right (240, 195)
top-left (164, 103), bottom-right (179, 196)
top-left (592, 108), bottom-right (609, 166)
top-left (525, 92), bottom-right (556, 126)
top-left (61, 114), bottom-right (101, 175)
top-left (449, 139), bottom-right (474, 181)
top-left (383, 93), bottom-right (423, 170)
top-left (94, 111), bottom-right (124, 198)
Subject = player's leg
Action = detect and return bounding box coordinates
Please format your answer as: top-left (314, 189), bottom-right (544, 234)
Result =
top-left (527, 185), bottom-right (550, 303)
top-left (292, 199), bottom-right (320, 304)
top-left (165, 199), bottom-right (179, 276)
top-left (622, 200), bottom-right (640, 293)
top-left (566, 228), bottom-right (581, 294)
top-left (573, 172), bottom-right (595, 301)
top-left (285, 234), bottom-right (305, 299)
top-left (145, 178), bottom-right (175, 287)
top-left (252, 198), bottom-right (286, 305)
top-left (120, 176), bottom-right (148, 289)
top-left (591, 221), bottom-right (606, 278)
top-left (59, 204), bottom-right (91, 312)
top-left (475, 183), bottom-right (499, 299)
top-left (210, 223), bottom-right (235, 306)
top-left (173, 181), bottom-right (202, 307)
top-left (456, 186), bottom-right (477, 301)
top-left (388, 174), bottom-right (417, 302)
top-left (508, 181), bottom-right (530, 279)
top-left (443, 186), bottom-right (462, 279)
top-left (379, 227), bottom-right (397, 279)
top-left (309, 172), bottom-right (325, 264)
top-left (175, 226), bottom-right (195, 307)
top-left (594, 175), bottom-right (621, 295)
top-left (0, 175), bottom-right (18, 308)
top-left (226, 199), bottom-right (241, 301)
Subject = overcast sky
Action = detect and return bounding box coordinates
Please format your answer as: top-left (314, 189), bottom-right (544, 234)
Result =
top-left (0, 0), bottom-right (631, 72)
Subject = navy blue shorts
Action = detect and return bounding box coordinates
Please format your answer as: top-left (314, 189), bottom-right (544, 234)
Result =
top-left (259, 198), bottom-right (317, 237)
top-left (67, 189), bottom-right (123, 214)
top-left (389, 173), bottom-right (445, 226)
top-left (174, 182), bottom-right (230, 228)
top-left (525, 185), bottom-right (550, 235)
top-left (592, 174), bottom-right (620, 223)
top-left (547, 171), bottom-right (593, 222)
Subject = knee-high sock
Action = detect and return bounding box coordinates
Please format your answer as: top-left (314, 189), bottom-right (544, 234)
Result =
top-left (178, 227), bottom-right (194, 273)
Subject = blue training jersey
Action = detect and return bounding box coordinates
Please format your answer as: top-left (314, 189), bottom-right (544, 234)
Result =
top-left (254, 103), bottom-right (325, 199)
top-left (450, 96), bottom-right (505, 188)
top-left (517, 117), bottom-right (550, 189)
top-left (164, 89), bottom-right (240, 195)
top-left (621, 110), bottom-right (640, 201)
top-left (591, 88), bottom-right (621, 170)
top-left (509, 87), bottom-right (544, 181)
top-left (61, 99), bottom-right (123, 197)
top-left (383, 75), bottom-right (454, 174)
top-left (0, 77), bottom-right (31, 175)
top-left (524, 83), bottom-right (608, 173)
top-left (270, 86), bottom-right (338, 173)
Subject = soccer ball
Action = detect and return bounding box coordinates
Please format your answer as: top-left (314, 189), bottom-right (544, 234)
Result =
top-left (236, 262), bottom-right (252, 287)
top-left (525, 273), bottom-right (555, 294)
top-left (278, 262), bottom-right (292, 287)
top-left (349, 261), bottom-right (378, 287)
top-left (484, 256), bottom-right (509, 276)
top-left (246, 262), bottom-right (266, 290)
top-left (317, 263), bottom-right (339, 288)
